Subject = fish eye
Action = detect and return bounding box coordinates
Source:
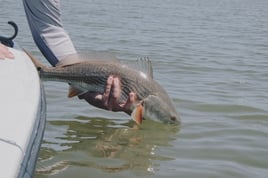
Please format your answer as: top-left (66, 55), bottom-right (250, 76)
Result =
top-left (170, 116), bottom-right (177, 121)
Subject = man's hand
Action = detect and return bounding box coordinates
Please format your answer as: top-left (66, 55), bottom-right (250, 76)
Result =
top-left (58, 54), bottom-right (137, 114)
top-left (0, 43), bottom-right (14, 59)
top-left (78, 76), bottom-right (137, 115)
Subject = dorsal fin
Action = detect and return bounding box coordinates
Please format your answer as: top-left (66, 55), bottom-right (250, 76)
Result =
top-left (124, 57), bottom-right (154, 79)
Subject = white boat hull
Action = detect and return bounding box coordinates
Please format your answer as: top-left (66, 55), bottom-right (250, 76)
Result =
top-left (0, 48), bottom-right (46, 178)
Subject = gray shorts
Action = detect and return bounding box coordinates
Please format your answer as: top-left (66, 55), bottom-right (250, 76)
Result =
top-left (23, 0), bottom-right (76, 66)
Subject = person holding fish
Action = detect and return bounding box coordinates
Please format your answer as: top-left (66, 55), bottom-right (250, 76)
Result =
top-left (0, 0), bottom-right (134, 117)
top-left (21, 0), bottom-right (136, 114)
top-left (1, 0), bottom-right (179, 124)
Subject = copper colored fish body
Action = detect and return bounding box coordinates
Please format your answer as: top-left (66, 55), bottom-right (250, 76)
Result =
top-left (25, 50), bottom-right (180, 125)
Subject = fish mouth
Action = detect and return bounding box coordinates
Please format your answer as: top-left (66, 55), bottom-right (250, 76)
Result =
top-left (144, 108), bottom-right (180, 125)
top-left (147, 114), bottom-right (180, 125)
top-left (159, 113), bottom-right (180, 125)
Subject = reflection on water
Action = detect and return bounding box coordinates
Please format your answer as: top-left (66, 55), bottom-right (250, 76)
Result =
top-left (2, 0), bottom-right (268, 177)
top-left (35, 116), bottom-right (179, 176)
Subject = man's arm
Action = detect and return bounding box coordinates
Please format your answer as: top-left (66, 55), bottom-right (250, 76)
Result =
top-left (22, 0), bottom-right (135, 112)
top-left (22, 0), bottom-right (76, 66)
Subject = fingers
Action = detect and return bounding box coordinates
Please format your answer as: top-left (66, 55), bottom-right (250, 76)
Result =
top-left (107, 77), bottom-right (122, 110)
top-left (83, 75), bottom-right (122, 111)
top-left (104, 76), bottom-right (123, 111)
top-left (78, 75), bottom-right (137, 113)
top-left (120, 92), bottom-right (137, 114)
top-left (129, 92), bottom-right (137, 103)
top-left (111, 77), bottom-right (121, 99)
top-left (102, 76), bottom-right (114, 108)
top-left (120, 92), bottom-right (136, 108)
top-left (0, 44), bottom-right (14, 60)
top-left (78, 75), bottom-right (121, 111)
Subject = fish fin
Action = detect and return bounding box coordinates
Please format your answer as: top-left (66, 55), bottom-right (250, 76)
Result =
top-left (68, 86), bottom-right (86, 98)
top-left (23, 49), bottom-right (47, 70)
top-left (131, 103), bottom-right (144, 125)
top-left (123, 57), bottom-right (153, 79)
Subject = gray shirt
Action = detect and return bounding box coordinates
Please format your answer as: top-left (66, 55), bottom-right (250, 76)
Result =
top-left (23, 0), bottom-right (77, 66)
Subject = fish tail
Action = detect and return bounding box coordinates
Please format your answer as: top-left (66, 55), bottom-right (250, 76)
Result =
top-left (23, 49), bottom-right (47, 71)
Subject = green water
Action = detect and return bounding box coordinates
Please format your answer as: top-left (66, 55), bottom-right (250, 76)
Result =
top-left (1, 0), bottom-right (268, 177)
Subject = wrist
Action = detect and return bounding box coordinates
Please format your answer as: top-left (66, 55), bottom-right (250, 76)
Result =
top-left (56, 53), bottom-right (83, 67)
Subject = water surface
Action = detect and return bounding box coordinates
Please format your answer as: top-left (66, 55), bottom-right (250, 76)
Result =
top-left (1, 0), bottom-right (268, 177)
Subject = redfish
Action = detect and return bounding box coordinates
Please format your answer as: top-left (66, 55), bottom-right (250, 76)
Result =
top-left (25, 50), bottom-right (180, 125)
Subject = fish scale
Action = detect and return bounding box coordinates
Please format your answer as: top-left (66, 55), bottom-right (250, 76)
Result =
top-left (25, 50), bottom-right (179, 124)
top-left (40, 62), bottom-right (155, 102)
